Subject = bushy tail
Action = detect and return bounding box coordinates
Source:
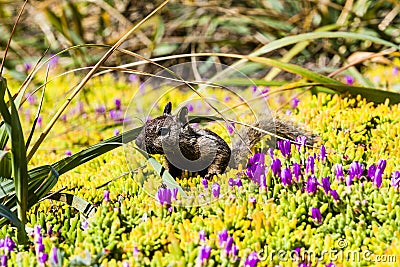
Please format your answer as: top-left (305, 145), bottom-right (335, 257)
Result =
top-left (230, 117), bottom-right (316, 168)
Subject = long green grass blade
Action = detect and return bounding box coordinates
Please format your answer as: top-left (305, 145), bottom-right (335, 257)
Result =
top-left (0, 204), bottom-right (23, 230)
top-left (0, 150), bottom-right (12, 178)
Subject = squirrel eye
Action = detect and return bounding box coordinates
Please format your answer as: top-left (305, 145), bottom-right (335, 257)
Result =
top-left (157, 127), bottom-right (170, 136)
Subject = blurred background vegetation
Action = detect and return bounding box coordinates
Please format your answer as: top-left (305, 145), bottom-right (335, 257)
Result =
top-left (0, 0), bottom-right (399, 82)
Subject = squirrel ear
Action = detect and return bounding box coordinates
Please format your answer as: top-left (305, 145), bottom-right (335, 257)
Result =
top-left (177, 106), bottom-right (189, 125)
top-left (163, 102), bottom-right (172, 115)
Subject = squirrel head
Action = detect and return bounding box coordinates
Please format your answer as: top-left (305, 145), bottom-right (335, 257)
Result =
top-left (135, 102), bottom-right (190, 154)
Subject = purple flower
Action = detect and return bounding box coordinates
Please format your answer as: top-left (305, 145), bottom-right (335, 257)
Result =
top-left (81, 220), bottom-right (89, 230)
top-left (24, 62), bottom-right (32, 71)
top-left (244, 251), bottom-right (259, 267)
top-left (198, 245), bottom-right (211, 265)
top-left (228, 178), bottom-right (235, 187)
top-left (306, 175), bottom-right (318, 194)
top-left (115, 98), bottom-right (121, 110)
top-left (391, 171), bottom-right (400, 188)
top-left (291, 97), bottom-right (300, 109)
top-left (61, 114), bottom-right (67, 122)
top-left (156, 188), bottom-right (172, 206)
top-left (367, 165), bottom-right (376, 180)
top-left (271, 158), bottom-right (281, 176)
top-left (201, 179), bottom-right (208, 189)
top-left (247, 153), bottom-right (265, 167)
top-left (281, 168), bottom-right (292, 186)
top-left (277, 140), bottom-right (291, 158)
top-left (268, 148), bottom-right (274, 159)
top-left (232, 245), bottom-right (239, 258)
top-left (377, 159), bottom-right (387, 171)
top-left (103, 190), bottom-right (110, 202)
top-left (95, 105), bottom-right (106, 115)
top-left (2, 236), bottom-right (15, 253)
top-left (129, 74), bottom-right (137, 82)
top-left (133, 246), bottom-right (140, 258)
top-left (292, 163), bottom-right (301, 181)
top-left (224, 95), bottom-right (231, 102)
top-left (295, 136), bottom-right (307, 151)
top-left (345, 75), bottom-right (354, 85)
top-left (212, 183), bottom-right (220, 198)
top-left (37, 116), bottom-right (43, 127)
top-left (27, 94), bottom-right (37, 105)
top-left (49, 54), bottom-right (59, 68)
top-left (225, 236), bottom-right (234, 255)
top-left (249, 196), bottom-right (256, 203)
top-left (306, 156), bottom-right (314, 174)
top-left (0, 255), bottom-right (7, 267)
top-left (218, 229), bottom-right (228, 247)
top-left (320, 145), bottom-right (326, 162)
top-left (226, 122), bottom-right (235, 135)
top-left (252, 85), bottom-right (258, 93)
top-left (326, 262), bottom-right (336, 267)
top-left (330, 190), bottom-right (340, 201)
top-left (65, 150), bottom-right (72, 156)
top-left (393, 66), bottom-right (399, 76)
top-left (348, 161), bottom-right (364, 180)
top-left (110, 109), bottom-right (123, 122)
top-left (374, 168), bottom-right (384, 188)
top-left (311, 207), bottom-right (322, 224)
top-left (187, 104), bottom-right (194, 112)
top-left (321, 177), bottom-right (331, 194)
top-left (114, 128), bottom-right (120, 136)
top-left (234, 178), bottom-right (242, 187)
top-left (259, 174), bottom-right (267, 189)
top-left (123, 262), bottom-right (130, 267)
top-left (199, 230), bottom-right (206, 242)
top-left (38, 252), bottom-right (48, 264)
top-left (333, 164), bottom-right (344, 181)
top-left (172, 188), bottom-right (178, 200)
top-left (37, 242), bottom-right (45, 253)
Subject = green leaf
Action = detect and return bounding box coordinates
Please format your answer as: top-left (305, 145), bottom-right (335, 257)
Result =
top-left (0, 204), bottom-right (23, 230)
top-left (0, 150), bottom-right (12, 178)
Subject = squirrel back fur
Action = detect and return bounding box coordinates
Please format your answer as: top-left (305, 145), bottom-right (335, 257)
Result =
top-left (135, 102), bottom-right (315, 179)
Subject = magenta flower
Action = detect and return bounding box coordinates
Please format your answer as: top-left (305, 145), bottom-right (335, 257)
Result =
top-left (156, 188), bottom-right (172, 206)
top-left (65, 150), bottom-right (72, 156)
top-left (234, 178), bottom-right (242, 187)
top-left (292, 163), bottom-right (301, 181)
top-left (271, 158), bottom-right (281, 176)
top-left (291, 97), bottom-right (300, 109)
top-left (212, 183), bottom-right (220, 198)
top-left (391, 171), bottom-right (400, 188)
top-left (320, 145), bottom-right (326, 162)
top-left (172, 188), bottom-right (178, 200)
top-left (95, 105), bottom-right (106, 115)
top-left (321, 177), bottom-right (331, 194)
top-left (244, 251), bottom-right (259, 267)
top-left (225, 236), bottom-right (234, 255)
top-left (311, 207), bottom-right (322, 224)
top-left (281, 167), bottom-right (292, 186)
top-left (38, 252), bottom-right (48, 264)
top-left (345, 75), bottom-right (354, 85)
top-left (367, 164), bottom-right (376, 180)
top-left (226, 122), bottom-right (235, 135)
top-left (199, 230), bottom-right (206, 242)
top-left (103, 190), bottom-right (110, 202)
top-left (198, 245), bottom-right (211, 265)
top-left (277, 140), bottom-right (291, 158)
top-left (218, 229), bottom-right (228, 247)
top-left (306, 175), bottom-right (318, 194)
top-left (0, 255), bottom-right (7, 267)
top-left (114, 128), bottom-right (120, 136)
top-left (393, 66), bottom-right (399, 76)
top-left (115, 98), bottom-right (121, 110)
top-left (348, 161), bottom-right (364, 180)
top-left (306, 156), bottom-right (315, 174)
top-left (295, 136), bottom-right (307, 151)
top-left (330, 190), bottom-right (340, 201)
top-left (201, 179), bottom-right (208, 189)
top-left (333, 164), bottom-right (344, 181)
top-left (50, 247), bottom-right (59, 265)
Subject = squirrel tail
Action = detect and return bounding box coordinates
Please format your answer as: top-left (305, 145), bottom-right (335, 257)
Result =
top-left (229, 117), bottom-right (316, 168)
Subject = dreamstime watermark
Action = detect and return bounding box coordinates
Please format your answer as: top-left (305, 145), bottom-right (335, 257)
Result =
top-left (257, 239), bottom-right (397, 263)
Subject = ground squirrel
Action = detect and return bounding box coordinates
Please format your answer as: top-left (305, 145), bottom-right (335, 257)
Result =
top-left (135, 102), bottom-right (315, 179)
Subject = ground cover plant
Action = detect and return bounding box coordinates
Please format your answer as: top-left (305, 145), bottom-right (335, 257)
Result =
top-left (0, 0), bottom-right (400, 266)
